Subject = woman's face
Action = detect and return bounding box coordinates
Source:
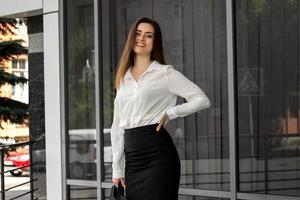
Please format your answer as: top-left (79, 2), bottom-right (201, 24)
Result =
top-left (133, 22), bottom-right (155, 56)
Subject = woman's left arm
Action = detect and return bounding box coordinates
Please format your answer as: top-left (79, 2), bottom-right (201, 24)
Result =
top-left (165, 65), bottom-right (211, 120)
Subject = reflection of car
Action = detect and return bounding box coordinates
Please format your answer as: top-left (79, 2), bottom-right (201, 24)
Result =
top-left (4, 150), bottom-right (29, 176)
top-left (68, 129), bottom-right (113, 179)
top-left (69, 129), bottom-right (97, 179)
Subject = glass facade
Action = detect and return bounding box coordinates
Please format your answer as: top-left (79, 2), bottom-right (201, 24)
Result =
top-left (236, 0), bottom-right (300, 197)
top-left (101, 0), bottom-right (229, 191)
top-left (65, 0), bottom-right (96, 181)
top-left (179, 197), bottom-right (229, 200)
top-left (70, 186), bottom-right (97, 199)
top-left (103, 190), bottom-right (229, 200)
top-left (63, 0), bottom-right (300, 199)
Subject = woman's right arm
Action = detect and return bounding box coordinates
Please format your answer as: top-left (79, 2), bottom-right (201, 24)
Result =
top-left (165, 65), bottom-right (211, 120)
top-left (110, 94), bottom-right (126, 187)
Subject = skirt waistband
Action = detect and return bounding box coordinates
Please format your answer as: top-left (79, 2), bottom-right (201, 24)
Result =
top-left (124, 123), bottom-right (173, 154)
top-left (124, 123), bottom-right (159, 134)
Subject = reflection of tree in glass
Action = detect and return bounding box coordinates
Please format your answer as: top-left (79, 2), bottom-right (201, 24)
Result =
top-left (102, 64), bottom-right (115, 129)
top-left (68, 27), bottom-right (95, 129)
top-left (250, 0), bottom-right (265, 15)
top-left (249, 0), bottom-right (298, 17)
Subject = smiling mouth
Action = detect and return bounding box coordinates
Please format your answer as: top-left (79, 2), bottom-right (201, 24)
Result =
top-left (136, 42), bottom-right (146, 47)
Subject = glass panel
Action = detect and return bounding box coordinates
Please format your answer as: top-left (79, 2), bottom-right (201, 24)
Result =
top-left (104, 189), bottom-right (228, 200)
top-left (102, 0), bottom-right (229, 191)
top-left (69, 186), bottom-right (97, 199)
top-left (19, 59), bottom-right (26, 69)
top-left (103, 188), bottom-right (112, 200)
top-left (12, 59), bottom-right (18, 69)
top-left (179, 196), bottom-right (229, 200)
top-left (236, 0), bottom-right (300, 196)
top-left (65, 0), bottom-right (96, 180)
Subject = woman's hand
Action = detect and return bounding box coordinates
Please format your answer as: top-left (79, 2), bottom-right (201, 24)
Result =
top-left (112, 178), bottom-right (126, 189)
top-left (156, 113), bottom-right (170, 132)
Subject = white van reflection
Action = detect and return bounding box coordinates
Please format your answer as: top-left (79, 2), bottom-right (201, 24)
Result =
top-left (68, 129), bottom-right (112, 179)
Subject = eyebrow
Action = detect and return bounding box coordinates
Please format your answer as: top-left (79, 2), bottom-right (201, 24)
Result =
top-left (136, 29), bottom-right (154, 35)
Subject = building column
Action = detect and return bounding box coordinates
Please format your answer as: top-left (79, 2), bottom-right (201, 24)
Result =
top-left (44, 11), bottom-right (63, 200)
top-left (27, 15), bottom-right (46, 199)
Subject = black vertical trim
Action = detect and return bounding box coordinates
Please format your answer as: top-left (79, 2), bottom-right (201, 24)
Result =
top-left (62, 0), bottom-right (70, 198)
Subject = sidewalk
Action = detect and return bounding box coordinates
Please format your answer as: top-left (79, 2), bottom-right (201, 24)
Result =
top-left (5, 190), bottom-right (30, 200)
top-left (1, 172), bottom-right (30, 200)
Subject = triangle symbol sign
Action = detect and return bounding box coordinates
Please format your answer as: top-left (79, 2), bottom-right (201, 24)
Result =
top-left (238, 71), bottom-right (259, 92)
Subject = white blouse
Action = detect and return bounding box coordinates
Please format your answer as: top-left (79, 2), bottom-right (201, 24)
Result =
top-left (110, 60), bottom-right (211, 178)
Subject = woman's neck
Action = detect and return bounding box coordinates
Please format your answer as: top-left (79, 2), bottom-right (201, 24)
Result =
top-left (133, 55), bottom-right (152, 70)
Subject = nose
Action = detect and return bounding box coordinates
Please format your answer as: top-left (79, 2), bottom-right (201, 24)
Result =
top-left (137, 33), bottom-right (145, 41)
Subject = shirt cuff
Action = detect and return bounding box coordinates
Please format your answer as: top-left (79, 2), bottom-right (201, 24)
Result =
top-left (112, 169), bottom-right (125, 179)
top-left (166, 107), bottom-right (178, 120)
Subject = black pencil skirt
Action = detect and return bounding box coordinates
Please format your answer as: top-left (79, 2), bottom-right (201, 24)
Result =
top-left (124, 123), bottom-right (181, 200)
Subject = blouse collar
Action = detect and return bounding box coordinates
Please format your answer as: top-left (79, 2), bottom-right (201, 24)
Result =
top-left (123, 60), bottom-right (159, 80)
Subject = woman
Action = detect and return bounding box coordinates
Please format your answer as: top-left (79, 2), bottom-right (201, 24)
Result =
top-left (111, 17), bottom-right (210, 200)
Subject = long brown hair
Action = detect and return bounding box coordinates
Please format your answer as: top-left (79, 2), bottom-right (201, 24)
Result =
top-left (114, 17), bottom-right (166, 89)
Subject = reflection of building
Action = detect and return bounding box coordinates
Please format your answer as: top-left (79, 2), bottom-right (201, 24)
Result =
top-left (1, 0), bottom-right (300, 200)
top-left (0, 22), bottom-right (29, 142)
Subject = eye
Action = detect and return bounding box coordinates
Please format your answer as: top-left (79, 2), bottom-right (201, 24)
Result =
top-left (146, 35), bottom-right (153, 38)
